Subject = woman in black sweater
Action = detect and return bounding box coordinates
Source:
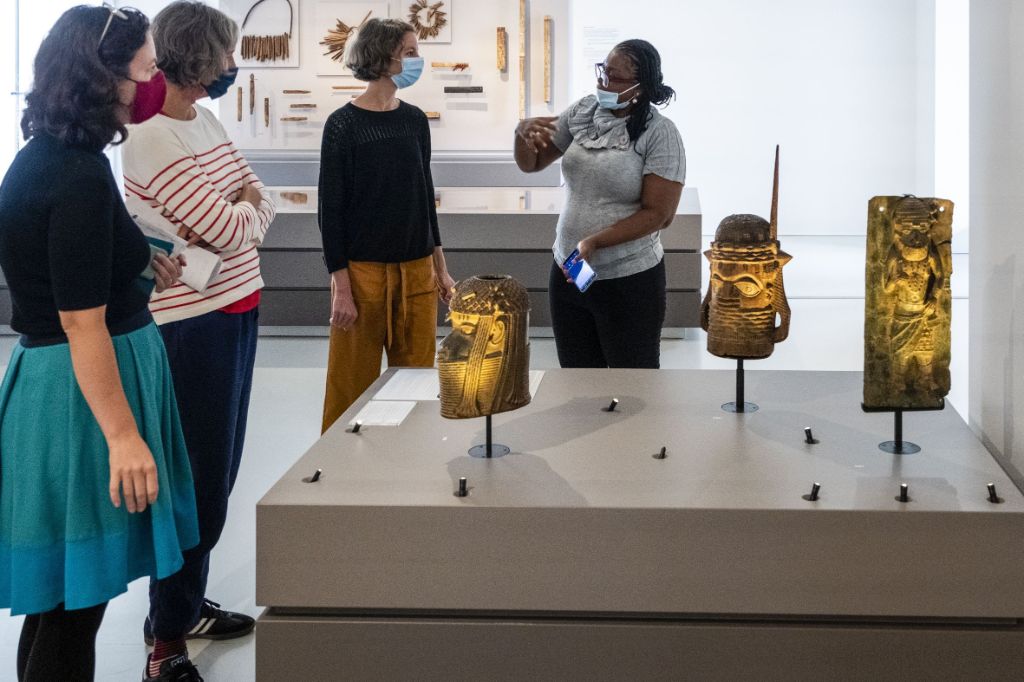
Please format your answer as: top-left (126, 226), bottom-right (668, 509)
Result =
top-left (319, 17), bottom-right (455, 431)
top-left (0, 7), bottom-right (199, 681)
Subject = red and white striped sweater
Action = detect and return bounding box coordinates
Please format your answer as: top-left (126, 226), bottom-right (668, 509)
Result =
top-left (123, 106), bottom-right (275, 325)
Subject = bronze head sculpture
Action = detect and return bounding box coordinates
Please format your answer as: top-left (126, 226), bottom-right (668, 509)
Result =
top-left (438, 275), bottom-right (531, 419)
top-left (701, 147), bottom-right (792, 359)
top-left (863, 195), bottom-right (953, 409)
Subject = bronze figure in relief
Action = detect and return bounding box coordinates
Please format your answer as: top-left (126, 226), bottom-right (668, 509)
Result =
top-left (863, 195), bottom-right (953, 409)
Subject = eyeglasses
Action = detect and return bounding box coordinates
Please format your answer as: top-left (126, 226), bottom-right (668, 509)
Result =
top-left (98, 3), bottom-right (128, 48)
top-left (594, 62), bottom-right (638, 88)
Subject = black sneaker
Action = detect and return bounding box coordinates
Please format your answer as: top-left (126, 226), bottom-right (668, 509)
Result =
top-left (142, 653), bottom-right (203, 681)
top-left (144, 599), bottom-right (256, 646)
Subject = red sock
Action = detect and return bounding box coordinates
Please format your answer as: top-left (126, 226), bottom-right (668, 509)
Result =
top-left (148, 638), bottom-right (187, 677)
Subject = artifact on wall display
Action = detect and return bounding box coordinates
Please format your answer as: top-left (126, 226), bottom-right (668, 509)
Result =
top-left (444, 86), bottom-right (483, 94)
top-left (408, 0), bottom-right (450, 42)
top-left (320, 11), bottom-right (371, 62)
top-left (281, 116), bottom-right (309, 121)
top-left (497, 26), bottom-right (508, 71)
top-left (425, 111), bottom-right (441, 119)
top-left (264, 97), bottom-right (270, 127)
top-left (701, 147), bottom-right (792, 360)
top-left (518, 0), bottom-right (526, 119)
top-left (432, 61), bottom-right (469, 71)
top-left (290, 103), bottom-right (318, 108)
top-left (315, 1), bottom-right (388, 76)
top-left (438, 275), bottom-right (532, 419)
top-left (282, 89), bottom-right (312, 94)
top-left (543, 16), bottom-right (553, 103)
top-left (280, 191), bottom-right (309, 204)
top-left (231, 0), bottom-right (298, 66)
top-left (236, 87), bottom-right (243, 121)
top-left (863, 195), bottom-right (953, 410)
top-left (249, 74), bottom-right (256, 114)
top-left (332, 85), bottom-right (366, 90)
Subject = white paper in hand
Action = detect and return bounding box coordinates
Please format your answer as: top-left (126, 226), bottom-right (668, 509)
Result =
top-left (127, 197), bottom-right (223, 293)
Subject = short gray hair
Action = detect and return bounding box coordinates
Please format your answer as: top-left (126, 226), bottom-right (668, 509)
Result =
top-left (346, 18), bottom-right (414, 81)
top-left (153, 1), bottom-right (238, 87)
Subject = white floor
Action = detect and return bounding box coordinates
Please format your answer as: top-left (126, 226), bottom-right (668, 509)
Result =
top-left (0, 298), bottom-right (970, 681)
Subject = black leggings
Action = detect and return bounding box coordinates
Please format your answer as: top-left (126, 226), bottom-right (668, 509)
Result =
top-left (548, 259), bottom-right (666, 368)
top-left (17, 602), bottom-right (108, 682)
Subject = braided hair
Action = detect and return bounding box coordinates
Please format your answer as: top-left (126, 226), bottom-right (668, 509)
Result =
top-left (614, 39), bottom-right (676, 143)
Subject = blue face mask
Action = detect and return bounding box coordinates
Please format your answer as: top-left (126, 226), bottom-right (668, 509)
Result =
top-left (391, 57), bottom-right (424, 89)
top-left (205, 67), bottom-right (239, 100)
top-left (595, 83), bottom-right (639, 110)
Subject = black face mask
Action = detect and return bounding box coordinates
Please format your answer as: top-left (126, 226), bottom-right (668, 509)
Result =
top-left (205, 67), bottom-right (239, 99)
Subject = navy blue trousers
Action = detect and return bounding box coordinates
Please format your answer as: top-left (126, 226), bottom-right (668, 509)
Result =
top-left (548, 259), bottom-right (666, 369)
top-left (148, 308), bottom-right (258, 640)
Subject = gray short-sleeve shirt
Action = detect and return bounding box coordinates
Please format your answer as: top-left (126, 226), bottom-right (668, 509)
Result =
top-left (552, 95), bottom-right (686, 280)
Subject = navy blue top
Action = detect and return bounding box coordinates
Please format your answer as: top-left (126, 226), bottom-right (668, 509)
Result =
top-left (0, 134), bottom-right (151, 338)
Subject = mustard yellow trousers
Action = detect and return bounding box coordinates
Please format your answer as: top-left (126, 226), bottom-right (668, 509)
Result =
top-left (322, 255), bottom-right (437, 433)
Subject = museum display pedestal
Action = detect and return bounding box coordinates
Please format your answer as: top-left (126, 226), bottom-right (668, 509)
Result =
top-left (255, 369), bottom-right (1024, 680)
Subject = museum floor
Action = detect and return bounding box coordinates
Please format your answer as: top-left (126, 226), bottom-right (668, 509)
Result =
top-left (0, 298), bottom-right (970, 681)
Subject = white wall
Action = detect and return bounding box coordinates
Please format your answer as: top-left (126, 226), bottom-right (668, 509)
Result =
top-left (1, 1), bottom-right (18, 175)
top-left (212, 0), bottom-right (570, 151)
top-left (569, 0), bottom-right (936, 237)
top-left (968, 0), bottom-right (1024, 482)
top-left (934, 0), bottom-right (969, 252)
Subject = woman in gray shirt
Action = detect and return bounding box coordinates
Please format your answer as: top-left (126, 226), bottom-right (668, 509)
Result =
top-left (514, 39), bottom-right (685, 368)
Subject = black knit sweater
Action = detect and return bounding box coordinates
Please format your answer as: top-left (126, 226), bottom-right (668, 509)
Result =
top-left (318, 101), bottom-right (441, 273)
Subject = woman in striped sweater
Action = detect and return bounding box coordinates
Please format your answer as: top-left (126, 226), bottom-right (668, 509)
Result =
top-left (121, 2), bottom-right (274, 680)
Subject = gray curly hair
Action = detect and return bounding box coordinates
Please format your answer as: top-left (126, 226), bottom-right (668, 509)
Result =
top-left (153, 1), bottom-right (238, 87)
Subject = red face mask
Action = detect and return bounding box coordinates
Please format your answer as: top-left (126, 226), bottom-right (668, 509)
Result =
top-left (129, 71), bottom-right (166, 124)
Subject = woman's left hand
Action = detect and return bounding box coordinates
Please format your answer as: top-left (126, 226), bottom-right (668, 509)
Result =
top-left (577, 237), bottom-right (598, 265)
top-left (435, 269), bottom-right (456, 305)
top-left (152, 253), bottom-right (185, 293)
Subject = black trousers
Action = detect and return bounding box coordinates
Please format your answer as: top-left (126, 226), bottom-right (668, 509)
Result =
top-left (18, 602), bottom-right (107, 681)
top-left (548, 259), bottom-right (666, 368)
top-left (149, 308), bottom-right (258, 639)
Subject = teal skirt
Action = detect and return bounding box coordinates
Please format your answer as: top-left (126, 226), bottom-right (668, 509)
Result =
top-left (0, 321), bottom-right (199, 615)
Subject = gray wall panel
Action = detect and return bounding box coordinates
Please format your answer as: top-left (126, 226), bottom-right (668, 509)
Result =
top-left (246, 151), bottom-right (563, 188)
top-left (259, 198), bottom-right (701, 252)
top-left (261, 214), bottom-right (321, 250)
top-left (260, 251), bottom-right (701, 291)
top-left (258, 290), bottom-right (700, 328)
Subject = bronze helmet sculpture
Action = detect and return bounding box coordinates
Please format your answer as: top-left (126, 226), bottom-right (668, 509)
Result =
top-left (437, 275), bottom-right (531, 419)
top-left (701, 147), bottom-right (792, 360)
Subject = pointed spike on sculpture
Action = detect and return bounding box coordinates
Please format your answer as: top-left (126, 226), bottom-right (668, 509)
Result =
top-left (769, 145), bottom-right (780, 241)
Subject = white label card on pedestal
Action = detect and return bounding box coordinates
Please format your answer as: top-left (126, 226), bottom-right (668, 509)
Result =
top-left (349, 400), bottom-right (417, 427)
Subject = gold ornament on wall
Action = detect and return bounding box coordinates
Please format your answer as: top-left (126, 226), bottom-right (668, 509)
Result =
top-left (320, 11), bottom-right (372, 63)
top-left (701, 146), bottom-right (792, 360)
top-left (863, 195), bottom-right (953, 410)
top-left (408, 0), bottom-right (447, 40)
top-left (496, 26), bottom-right (508, 71)
top-left (239, 0), bottom-right (293, 62)
top-left (438, 275), bottom-right (532, 419)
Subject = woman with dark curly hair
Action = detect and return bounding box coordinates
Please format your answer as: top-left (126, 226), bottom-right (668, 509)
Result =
top-left (319, 17), bottom-right (455, 430)
top-left (515, 39), bottom-right (686, 369)
top-left (0, 5), bottom-right (200, 681)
